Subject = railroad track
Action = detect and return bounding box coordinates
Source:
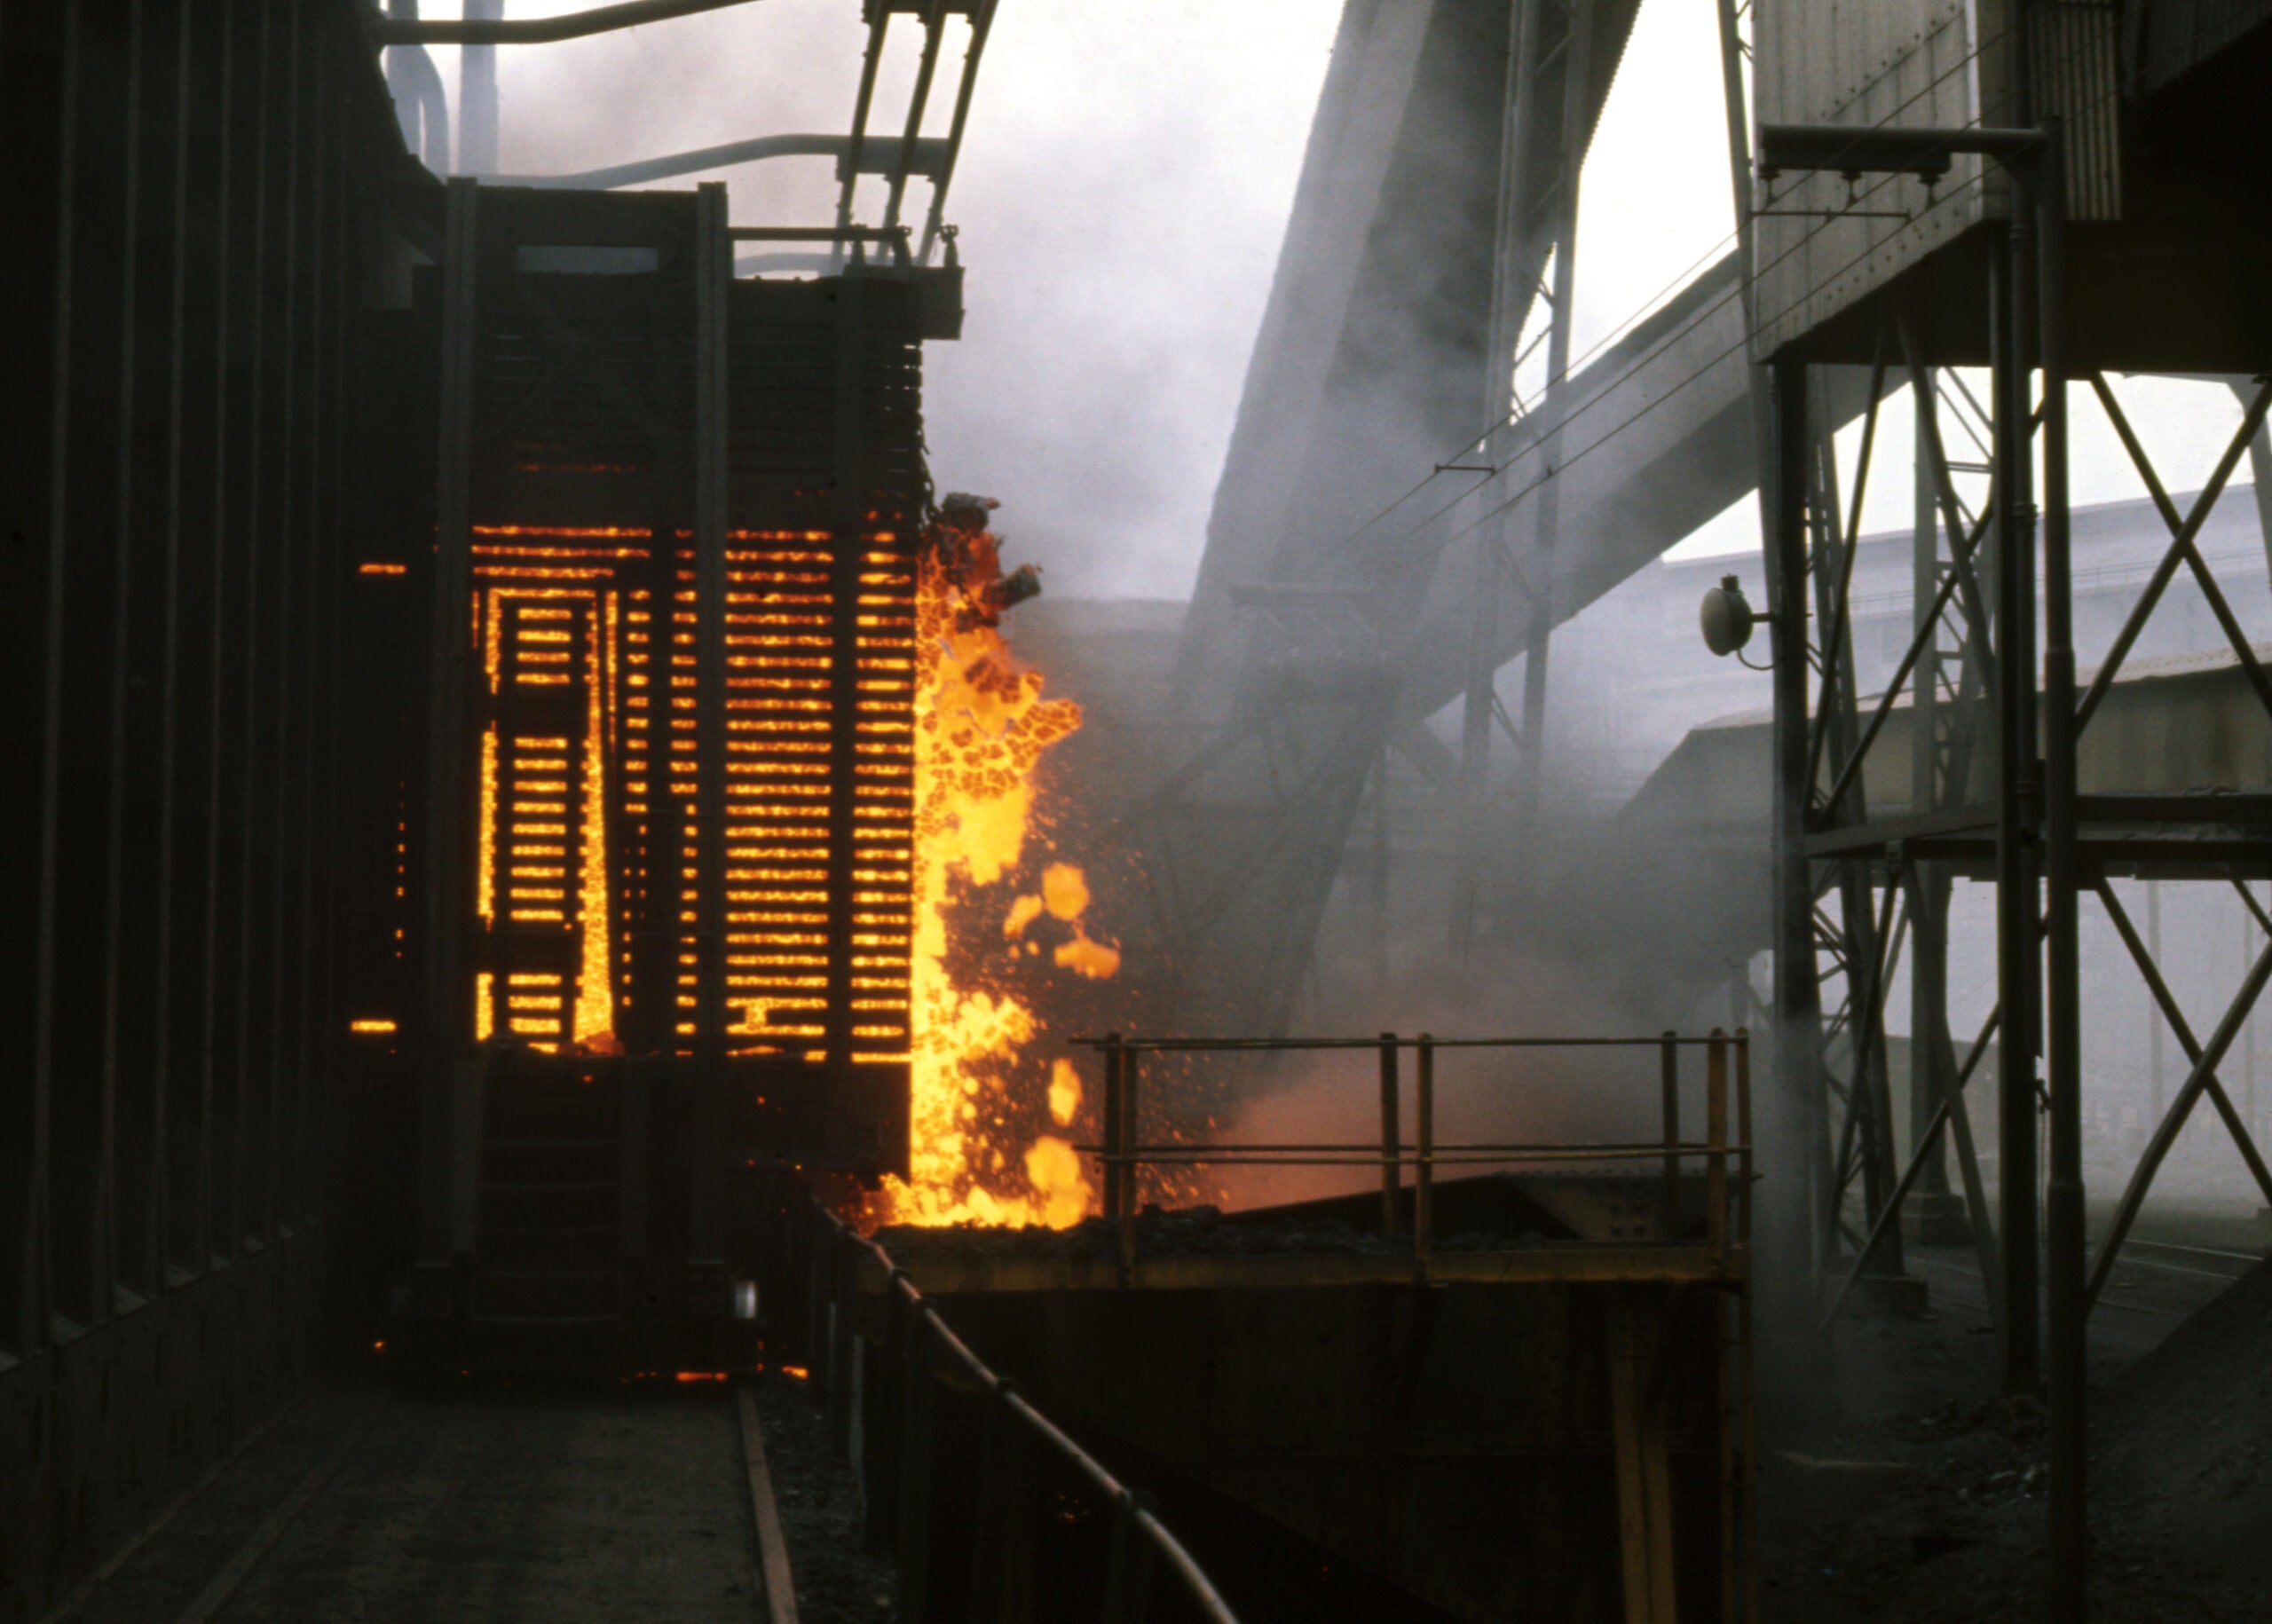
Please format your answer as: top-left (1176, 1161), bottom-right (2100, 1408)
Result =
top-left (2119, 1236), bottom-right (2267, 1280)
top-left (1903, 1230), bottom-right (2264, 1337)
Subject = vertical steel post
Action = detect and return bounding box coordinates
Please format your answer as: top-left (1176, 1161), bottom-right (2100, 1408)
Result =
top-left (1100, 1037), bottom-right (1123, 1224)
top-left (2002, 20), bottom-right (2045, 1397)
top-left (690, 180), bottom-right (730, 1273)
top-left (1511, 0), bottom-right (1597, 913)
top-left (1415, 1035), bottom-right (1434, 1269)
top-left (1992, 211), bottom-right (2043, 1395)
top-left (420, 177), bottom-right (477, 1265)
top-left (1911, 361), bottom-right (1960, 1226)
top-left (1378, 1031), bottom-right (1400, 1234)
top-left (865, 1266), bottom-right (911, 1552)
top-left (1118, 1047), bottom-right (1140, 1279)
top-left (1726, 2), bottom-right (1829, 1411)
top-left (895, 1307), bottom-right (935, 1622)
top-left (1370, 744), bottom-right (1392, 984)
top-left (1660, 1032), bottom-right (1682, 1240)
top-left (1765, 360), bottom-right (1829, 1303)
top-left (459, 0), bottom-right (502, 174)
top-left (2033, 121), bottom-right (2087, 1624)
top-left (1708, 1031), bottom-right (1730, 1259)
top-left (1453, 0), bottom-right (1543, 957)
top-left (693, 181), bottom-right (730, 1066)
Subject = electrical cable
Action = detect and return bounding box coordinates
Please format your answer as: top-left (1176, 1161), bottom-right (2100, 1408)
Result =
top-left (1312, 12), bottom-right (2033, 571)
top-left (1355, 66), bottom-right (2123, 595)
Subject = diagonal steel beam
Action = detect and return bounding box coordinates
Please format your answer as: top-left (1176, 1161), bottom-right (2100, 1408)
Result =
top-left (2076, 377), bottom-right (2272, 731)
top-left (2086, 926), bottom-right (2272, 1311)
top-left (1817, 502), bottom-right (1992, 824)
top-left (1804, 338), bottom-right (1889, 812)
top-left (1819, 1000), bottom-right (2001, 1331)
top-left (2094, 880), bottom-right (2272, 1210)
top-left (2088, 374), bottom-right (2272, 725)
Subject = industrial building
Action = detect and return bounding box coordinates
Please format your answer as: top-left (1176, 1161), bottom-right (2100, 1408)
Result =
top-left (8, 2), bottom-right (2272, 1620)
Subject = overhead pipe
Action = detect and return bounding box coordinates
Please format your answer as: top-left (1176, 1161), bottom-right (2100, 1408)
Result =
top-left (493, 132), bottom-right (946, 192)
top-left (459, 0), bottom-right (502, 174)
top-left (383, 2), bottom-right (452, 173)
top-left (373, 0), bottom-right (763, 46)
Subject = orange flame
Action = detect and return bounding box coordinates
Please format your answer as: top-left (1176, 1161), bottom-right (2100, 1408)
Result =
top-left (882, 554), bottom-right (1115, 1227)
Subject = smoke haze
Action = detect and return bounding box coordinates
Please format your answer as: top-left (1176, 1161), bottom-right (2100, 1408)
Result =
top-left (420, 0), bottom-right (1339, 600)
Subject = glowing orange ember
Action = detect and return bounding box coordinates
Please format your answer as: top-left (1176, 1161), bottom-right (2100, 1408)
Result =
top-left (1047, 1058), bottom-right (1082, 1127)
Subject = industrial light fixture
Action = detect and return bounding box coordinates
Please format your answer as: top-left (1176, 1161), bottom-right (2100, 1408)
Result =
top-left (1699, 574), bottom-right (1758, 657)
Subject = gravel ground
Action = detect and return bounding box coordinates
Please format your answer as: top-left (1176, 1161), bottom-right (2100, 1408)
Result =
top-left (748, 1370), bottom-right (897, 1624)
top-left (1761, 1213), bottom-right (2272, 1622)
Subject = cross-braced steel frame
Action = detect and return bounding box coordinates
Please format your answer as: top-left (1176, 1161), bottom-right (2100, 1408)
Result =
top-left (1747, 103), bottom-right (2272, 1620)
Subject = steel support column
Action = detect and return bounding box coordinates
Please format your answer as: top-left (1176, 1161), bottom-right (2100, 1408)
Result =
top-left (1763, 359), bottom-right (1830, 1305)
top-left (1510, 0), bottom-right (1594, 924)
top-left (460, 0), bottom-right (504, 174)
top-left (2033, 119), bottom-right (2086, 1624)
top-left (1989, 215), bottom-right (2043, 1399)
top-left (1453, 0), bottom-right (1596, 956)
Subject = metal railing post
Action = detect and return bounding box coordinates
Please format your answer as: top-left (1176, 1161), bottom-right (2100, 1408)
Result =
top-left (1415, 1036), bottom-right (1435, 1271)
top-left (1379, 1032), bottom-right (1400, 1234)
top-left (1735, 1030), bottom-right (1753, 1247)
top-left (828, 1227), bottom-right (854, 1460)
top-left (1707, 1029), bottom-right (1730, 1260)
top-left (1118, 1047), bottom-right (1140, 1281)
top-left (864, 1268), bottom-right (911, 1553)
top-left (895, 1305), bottom-right (936, 1622)
top-left (1660, 1032), bottom-right (1682, 1241)
top-left (1101, 1036), bottom-right (1124, 1224)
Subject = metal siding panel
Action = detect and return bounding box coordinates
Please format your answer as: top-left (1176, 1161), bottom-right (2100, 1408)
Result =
top-left (3, 0), bottom-right (409, 1611)
top-left (1754, 0), bottom-right (1987, 357)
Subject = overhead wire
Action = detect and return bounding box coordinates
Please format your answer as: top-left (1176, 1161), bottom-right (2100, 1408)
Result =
top-left (1314, 12), bottom-right (1996, 562)
top-left (1428, 62), bottom-right (2129, 580)
top-left (1316, 11), bottom-right (2036, 574)
top-left (1369, 81), bottom-right (2016, 570)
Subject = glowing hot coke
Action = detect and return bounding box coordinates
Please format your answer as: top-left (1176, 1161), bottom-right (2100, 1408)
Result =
top-left (882, 540), bottom-right (1116, 1228)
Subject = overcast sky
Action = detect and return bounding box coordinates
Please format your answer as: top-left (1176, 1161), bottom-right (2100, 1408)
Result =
top-left (414, 0), bottom-right (2257, 596)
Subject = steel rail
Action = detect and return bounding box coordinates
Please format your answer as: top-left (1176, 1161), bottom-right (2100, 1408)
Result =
top-left (736, 1384), bottom-right (801, 1624)
top-left (793, 1196), bottom-right (1240, 1623)
top-left (493, 133), bottom-right (944, 193)
top-left (1069, 1034), bottom-right (1740, 1051)
top-left (1087, 1139), bottom-right (1745, 1155)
